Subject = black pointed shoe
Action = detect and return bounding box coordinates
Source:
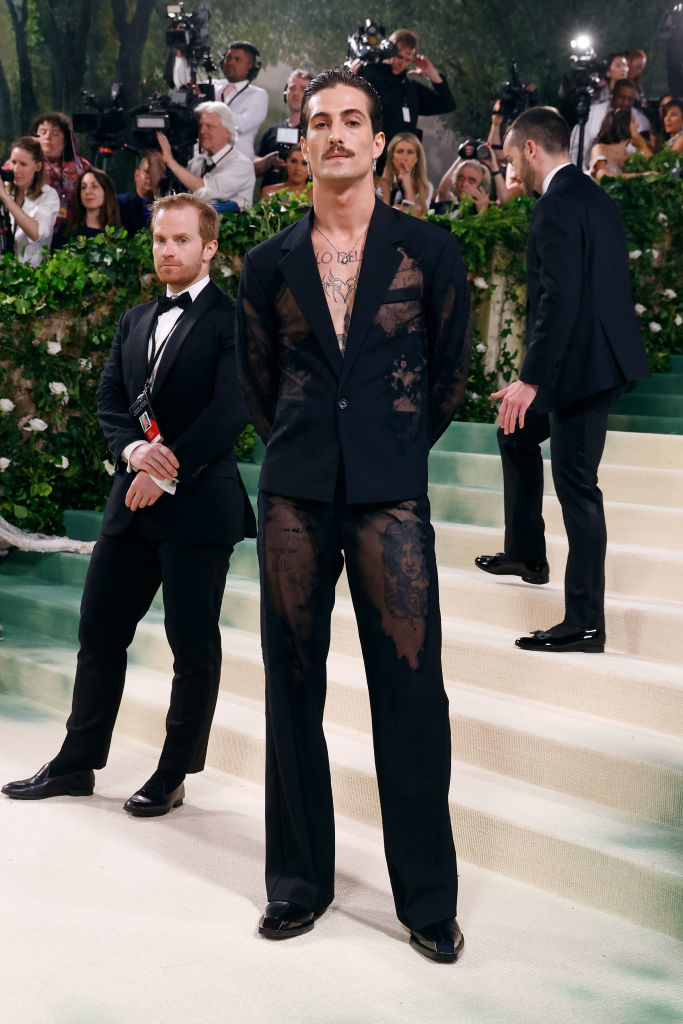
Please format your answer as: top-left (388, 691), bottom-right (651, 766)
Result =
top-left (516, 627), bottom-right (605, 653)
top-left (2, 762), bottom-right (94, 800)
top-left (123, 779), bottom-right (185, 817)
top-left (475, 552), bottom-right (549, 584)
top-left (258, 901), bottom-right (315, 939)
top-left (410, 918), bottom-right (464, 963)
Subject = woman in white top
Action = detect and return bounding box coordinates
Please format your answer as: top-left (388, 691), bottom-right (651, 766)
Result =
top-left (589, 108), bottom-right (653, 181)
top-left (0, 136), bottom-right (59, 267)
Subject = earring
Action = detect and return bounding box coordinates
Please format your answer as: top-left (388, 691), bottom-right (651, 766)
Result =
top-left (372, 158), bottom-right (377, 173)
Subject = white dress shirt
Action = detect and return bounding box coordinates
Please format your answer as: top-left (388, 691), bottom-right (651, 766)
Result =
top-left (569, 100), bottom-right (651, 170)
top-left (187, 142), bottom-right (255, 209)
top-left (122, 274), bottom-right (212, 494)
top-left (11, 184), bottom-right (60, 267)
top-left (541, 162), bottom-right (573, 194)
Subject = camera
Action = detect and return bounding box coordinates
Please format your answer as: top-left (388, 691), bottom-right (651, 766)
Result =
top-left (563, 38), bottom-right (607, 99)
top-left (72, 84), bottom-right (127, 151)
top-left (275, 126), bottom-right (300, 161)
top-left (498, 62), bottom-right (537, 121)
top-left (458, 139), bottom-right (491, 162)
top-left (134, 92), bottom-right (201, 167)
top-left (345, 19), bottom-right (398, 67)
top-left (0, 168), bottom-right (14, 183)
top-left (166, 3), bottom-right (213, 69)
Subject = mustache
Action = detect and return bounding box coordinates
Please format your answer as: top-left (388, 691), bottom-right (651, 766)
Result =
top-left (323, 145), bottom-right (355, 159)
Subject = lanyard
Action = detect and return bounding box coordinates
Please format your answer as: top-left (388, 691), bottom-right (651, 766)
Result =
top-left (145, 311), bottom-right (185, 389)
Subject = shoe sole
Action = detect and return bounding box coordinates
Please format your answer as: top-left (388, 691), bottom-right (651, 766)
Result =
top-left (2, 787), bottom-right (93, 800)
top-left (516, 642), bottom-right (604, 653)
top-left (475, 562), bottom-right (548, 585)
top-left (258, 919), bottom-right (315, 940)
top-left (409, 933), bottom-right (465, 964)
top-left (125, 797), bottom-right (184, 818)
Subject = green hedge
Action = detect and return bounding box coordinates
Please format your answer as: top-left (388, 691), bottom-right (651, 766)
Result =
top-left (0, 154), bottom-right (681, 534)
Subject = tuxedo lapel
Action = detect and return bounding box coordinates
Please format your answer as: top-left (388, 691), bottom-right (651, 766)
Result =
top-left (126, 301), bottom-right (157, 397)
top-left (279, 209), bottom-right (344, 378)
top-left (340, 199), bottom-right (403, 387)
top-left (151, 281), bottom-right (221, 398)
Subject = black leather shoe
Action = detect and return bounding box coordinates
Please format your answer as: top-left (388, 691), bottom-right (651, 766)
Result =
top-left (475, 552), bottom-right (549, 584)
top-left (258, 901), bottom-right (315, 939)
top-left (123, 779), bottom-right (185, 817)
top-left (2, 762), bottom-right (94, 800)
top-left (516, 628), bottom-right (605, 653)
top-left (410, 919), bottom-right (464, 963)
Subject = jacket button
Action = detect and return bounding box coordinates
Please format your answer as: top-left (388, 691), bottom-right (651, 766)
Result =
top-left (337, 398), bottom-right (349, 410)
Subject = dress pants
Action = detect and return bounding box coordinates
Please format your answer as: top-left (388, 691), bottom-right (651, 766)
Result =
top-left (498, 385), bottom-right (624, 628)
top-left (58, 514), bottom-right (232, 775)
top-left (257, 489), bottom-right (458, 931)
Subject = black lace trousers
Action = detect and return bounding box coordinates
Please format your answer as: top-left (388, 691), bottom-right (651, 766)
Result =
top-left (258, 489), bottom-right (458, 930)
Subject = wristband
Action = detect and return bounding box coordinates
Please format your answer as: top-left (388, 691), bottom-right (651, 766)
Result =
top-left (490, 144), bottom-right (503, 150)
top-left (491, 169), bottom-right (502, 175)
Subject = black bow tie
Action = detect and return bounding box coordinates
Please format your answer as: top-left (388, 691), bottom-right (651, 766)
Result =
top-left (200, 158), bottom-right (215, 175)
top-left (157, 292), bottom-right (192, 314)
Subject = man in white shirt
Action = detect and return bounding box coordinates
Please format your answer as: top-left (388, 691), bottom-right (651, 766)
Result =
top-left (210, 41), bottom-right (268, 159)
top-left (156, 101), bottom-right (255, 210)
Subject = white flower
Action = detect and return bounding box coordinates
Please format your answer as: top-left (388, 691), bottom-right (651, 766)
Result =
top-left (648, 321), bottom-right (662, 333)
top-left (78, 358), bottom-right (93, 371)
top-left (676, 315), bottom-right (682, 327)
top-left (24, 417), bottom-right (48, 432)
top-left (55, 455), bottom-right (69, 469)
top-left (469, 391), bottom-right (479, 401)
top-left (49, 381), bottom-right (69, 404)
top-left (634, 303), bottom-right (646, 315)
top-left (657, 212), bottom-right (668, 223)
top-left (0, 398), bottom-right (15, 413)
top-left (473, 276), bottom-right (488, 290)
top-left (220, 266), bottom-right (233, 277)
top-left (652, 248), bottom-right (660, 260)
top-left (103, 459), bottom-right (115, 476)
top-left (629, 250), bottom-right (642, 260)
top-left (46, 340), bottom-right (62, 355)
top-left (476, 343), bottom-right (487, 353)
top-left (0, 457), bottom-right (11, 472)
top-left (662, 289), bottom-right (677, 300)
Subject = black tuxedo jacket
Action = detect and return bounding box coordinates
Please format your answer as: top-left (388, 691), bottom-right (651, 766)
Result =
top-left (236, 199), bottom-right (472, 504)
top-left (522, 164), bottom-right (650, 412)
top-left (97, 279), bottom-right (256, 545)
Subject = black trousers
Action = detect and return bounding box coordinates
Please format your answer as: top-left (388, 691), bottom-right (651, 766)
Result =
top-left (258, 489), bottom-right (458, 931)
top-left (499, 385), bottom-right (624, 628)
top-left (58, 515), bottom-right (232, 776)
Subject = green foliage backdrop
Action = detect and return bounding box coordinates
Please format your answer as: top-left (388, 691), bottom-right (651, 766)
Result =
top-left (0, 158), bottom-right (681, 534)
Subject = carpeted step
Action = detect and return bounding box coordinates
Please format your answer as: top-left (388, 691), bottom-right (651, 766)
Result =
top-left (612, 394), bottom-right (683, 417)
top-left (607, 413), bottom-right (683, 435)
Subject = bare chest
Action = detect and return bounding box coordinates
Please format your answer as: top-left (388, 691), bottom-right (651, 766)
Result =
top-left (313, 232), bottom-right (365, 354)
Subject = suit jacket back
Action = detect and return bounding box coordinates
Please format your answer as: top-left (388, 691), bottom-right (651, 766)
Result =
top-left (98, 280), bottom-right (255, 545)
top-left (522, 164), bottom-right (650, 412)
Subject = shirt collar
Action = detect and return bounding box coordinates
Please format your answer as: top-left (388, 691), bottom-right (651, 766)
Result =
top-left (166, 275), bottom-right (211, 301)
top-left (205, 142), bottom-right (233, 164)
top-left (542, 162), bottom-right (573, 194)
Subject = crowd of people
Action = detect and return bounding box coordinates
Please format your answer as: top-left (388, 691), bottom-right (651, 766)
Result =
top-left (0, 33), bottom-right (680, 268)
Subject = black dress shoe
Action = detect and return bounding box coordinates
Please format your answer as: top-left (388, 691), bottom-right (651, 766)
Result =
top-left (123, 779), bottom-right (185, 817)
top-left (516, 627), bottom-right (605, 653)
top-left (2, 762), bottom-right (94, 800)
top-left (475, 552), bottom-right (549, 585)
top-left (410, 918), bottom-right (464, 964)
top-left (258, 901), bottom-right (315, 939)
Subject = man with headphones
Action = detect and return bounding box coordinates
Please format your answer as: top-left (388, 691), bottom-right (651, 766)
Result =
top-left (211, 41), bottom-right (269, 159)
top-left (254, 69), bottom-right (313, 189)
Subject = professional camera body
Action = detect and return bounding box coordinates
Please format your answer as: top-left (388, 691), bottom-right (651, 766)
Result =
top-left (458, 139), bottom-right (491, 162)
top-left (0, 168), bottom-right (14, 183)
top-left (0, 169), bottom-right (14, 256)
top-left (345, 19), bottom-right (398, 67)
top-left (562, 41), bottom-right (607, 102)
top-left (498, 62), bottom-right (537, 121)
top-left (72, 84), bottom-right (127, 153)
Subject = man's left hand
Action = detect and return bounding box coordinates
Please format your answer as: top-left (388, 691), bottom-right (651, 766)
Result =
top-left (409, 54), bottom-right (441, 82)
top-left (491, 379), bottom-right (538, 434)
top-left (125, 472), bottom-right (164, 510)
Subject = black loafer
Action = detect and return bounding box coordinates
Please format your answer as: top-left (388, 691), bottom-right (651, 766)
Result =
top-left (410, 918), bottom-right (464, 963)
top-left (258, 901), bottom-right (315, 939)
top-left (123, 780), bottom-right (185, 817)
top-left (475, 552), bottom-right (549, 585)
top-left (2, 762), bottom-right (94, 800)
top-left (516, 628), bottom-right (605, 653)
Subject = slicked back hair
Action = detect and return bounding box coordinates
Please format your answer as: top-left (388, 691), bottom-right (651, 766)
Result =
top-left (300, 67), bottom-right (383, 137)
top-left (506, 106), bottom-right (570, 156)
top-left (150, 193), bottom-right (219, 246)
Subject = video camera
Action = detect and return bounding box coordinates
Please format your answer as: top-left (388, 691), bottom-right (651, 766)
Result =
top-left (133, 92), bottom-right (201, 167)
top-left (563, 38), bottom-right (607, 99)
top-left (0, 170), bottom-right (14, 256)
top-left (498, 62), bottom-right (537, 121)
top-left (166, 3), bottom-right (213, 69)
top-left (72, 84), bottom-right (127, 152)
top-left (345, 19), bottom-right (398, 67)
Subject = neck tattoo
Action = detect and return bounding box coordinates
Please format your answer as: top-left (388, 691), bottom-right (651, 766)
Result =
top-left (314, 221), bottom-right (367, 265)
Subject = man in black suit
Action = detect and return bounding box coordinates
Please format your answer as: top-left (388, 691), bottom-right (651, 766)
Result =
top-left (3, 194), bottom-right (255, 814)
top-left (475, 107), bottom-right (649, 652)
top-left (237, 68), bottom-right (472, 962)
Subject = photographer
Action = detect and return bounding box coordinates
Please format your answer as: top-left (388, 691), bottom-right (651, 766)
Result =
top-left (156, 101), bottom-right (255, 211)
top-left (0, 136), bottom-right (59, 266)
top-left (352, 29), bottom-right (455, 172)
top-left (436, 153), bottom-right (491, 215)
top-left (255, 69), bottom-right (312, 189)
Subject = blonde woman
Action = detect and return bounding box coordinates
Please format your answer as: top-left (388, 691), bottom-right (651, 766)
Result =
top-left (375, 132), bottom-right (432, 217)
